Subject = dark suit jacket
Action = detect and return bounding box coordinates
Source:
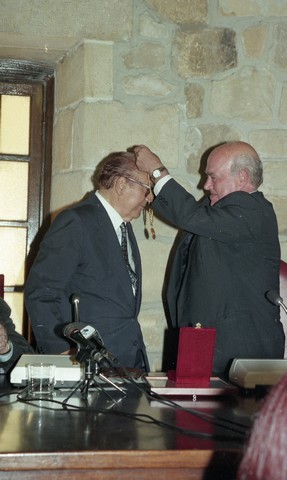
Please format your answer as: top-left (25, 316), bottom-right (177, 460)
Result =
top-left (24, 193), bottom-right (149, 370)
top-left (155, 179), bottom-right (285, 375)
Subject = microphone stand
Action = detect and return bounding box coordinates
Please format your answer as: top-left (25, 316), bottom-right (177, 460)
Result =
top-left (63, 348), bottom-right (126, 405)
top-left (64, 294), bottom-right (125, 405)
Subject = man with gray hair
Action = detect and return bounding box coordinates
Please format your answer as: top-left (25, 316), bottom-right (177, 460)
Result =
top-left (25, 151), bottom-right (153, 371)
top-left (135, 141), bottom-right (285, 376)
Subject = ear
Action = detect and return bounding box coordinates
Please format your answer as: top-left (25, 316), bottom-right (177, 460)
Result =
top-left (238, 169), bottom-right (249, 187)
top-left (115, 176), bottom-right (127, 196)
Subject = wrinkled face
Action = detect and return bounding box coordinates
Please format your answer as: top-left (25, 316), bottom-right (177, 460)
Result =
top-left (204, 150), bottom-right (242, 206)
top-left (121, 171), bottom-right (154, 221)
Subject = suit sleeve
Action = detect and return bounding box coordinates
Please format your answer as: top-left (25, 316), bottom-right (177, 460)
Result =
top-left (154, 179), bottom-right (262, 243)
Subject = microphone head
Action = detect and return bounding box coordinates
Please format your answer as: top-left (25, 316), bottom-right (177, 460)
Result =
top-left (71, 294), bottom-right (80, 304)
top-left (63, 322), bottom-right (85, 338)
top-left (266, 290), bottom-right (283, 306)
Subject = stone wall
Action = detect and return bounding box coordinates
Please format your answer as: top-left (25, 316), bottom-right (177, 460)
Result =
top-left (1, 0), bottom-right (287, 370)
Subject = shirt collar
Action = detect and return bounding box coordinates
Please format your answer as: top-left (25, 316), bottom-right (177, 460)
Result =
top-left (95, 191), bottom-right (124, 233)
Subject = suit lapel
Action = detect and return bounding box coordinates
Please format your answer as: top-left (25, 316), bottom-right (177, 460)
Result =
top-left (87, 195), bottom-right (138, 306)
top-left (127, 222), bottom-right (142, 311)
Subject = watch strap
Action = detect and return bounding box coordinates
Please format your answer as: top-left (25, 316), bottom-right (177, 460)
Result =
top-left (152, 166), bottom-right (168, 179)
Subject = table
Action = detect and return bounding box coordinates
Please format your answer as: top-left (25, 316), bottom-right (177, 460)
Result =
top-left (0, 374), bottom-right (264, 480)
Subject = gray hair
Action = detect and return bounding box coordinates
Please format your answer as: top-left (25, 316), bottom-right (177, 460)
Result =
top-left (94, 151), bottom-right (138, 189)
top-left (230, 152), bottom-right (263, 188)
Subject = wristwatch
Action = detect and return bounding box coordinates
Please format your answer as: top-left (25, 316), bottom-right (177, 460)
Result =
top-left (151, 166), bottom-right (168, 180)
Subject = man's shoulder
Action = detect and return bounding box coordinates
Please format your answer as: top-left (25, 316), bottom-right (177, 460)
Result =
top-left (56, 193), bottom-right (102, 220)
top-left (46, 195), bottom-right (105, 238)
top-left (72, 191), bottom-right (99, 210)
top-left (219, 190), bottom-right (269, 207)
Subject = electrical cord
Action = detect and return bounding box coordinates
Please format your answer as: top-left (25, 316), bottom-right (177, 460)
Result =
top-left (117, 367), bottom-right (250, 438)
top-left (15, 392), bottom-right (242, 441)
top-left (11, 364), bottom-right (250, 441)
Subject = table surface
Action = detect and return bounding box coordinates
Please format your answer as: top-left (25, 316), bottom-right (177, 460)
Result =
top-left (0, 373), bottom-right (266, 480)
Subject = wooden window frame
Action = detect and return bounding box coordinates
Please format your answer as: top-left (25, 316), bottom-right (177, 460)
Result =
top-left (0, 59), bottom-right (54, 339)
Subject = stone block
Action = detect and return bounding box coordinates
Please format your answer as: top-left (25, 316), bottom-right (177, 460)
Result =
top-left (145, 0), bottom-right (208, 24)
top-left (268, 2), bottom-right (287, 16)
top-left (50, 170), bottom-right (94, 212)
top-left (210, 67), bottom-right (275, 122)
top-left (174, 27), bottom-right (237, 77)
top-left (0, 33), bottom-right (75, 62)
top-left (72, 102), bottom-right (180, 169)
top-left (279, 84), bottom-right (287, 124)
top-left (52, 110), bottom-right (74, 173)
top-left (219, 0), bottom-right (263, 16)
top-left (242, 23), bottom-right (268, 58)
top-left (0, 0), bottom-right (133, 40)
top-left (250, 130), bottom-right (287, 158)
top-left (274, 24), bottom-right (287, 71)
top-left (122, 42), bottom-right (166, 69)
top-left (219, 0), bottom-right (287, 17)
top-left (261, 160), bottom-right (287, 196)
top-left (184, 124), bottom-right (242, 175)
top-left (122, 74), bottom-right (175, 97)
top-left (185, 83), bottom-right (205, 118)
top-left (56, 45), bottom-right (84, 108)
top-left (0, 1), bottom-right (131, 63)
top-left (139, 13), bottom-right (168, 38)
top-left (56, 42), bottom-right (113, 108)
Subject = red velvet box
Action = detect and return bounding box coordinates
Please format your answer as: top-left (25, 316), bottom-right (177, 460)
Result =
top-left (167, 326), bottom-right (216, 387)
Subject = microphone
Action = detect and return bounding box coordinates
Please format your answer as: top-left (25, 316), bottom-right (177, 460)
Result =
top-left (63, 322), bottom-right (119, 366)
top-left (266, 290), bottom-right (287, 314)
top-left (71, 294), bottom-right (80, 323)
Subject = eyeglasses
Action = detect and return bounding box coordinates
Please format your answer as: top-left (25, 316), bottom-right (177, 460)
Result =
top-left (123, 176), bottom-right (152, 198)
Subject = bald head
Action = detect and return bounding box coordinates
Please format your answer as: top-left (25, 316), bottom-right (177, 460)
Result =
top-left (204, 141), bottom-right (263, 205)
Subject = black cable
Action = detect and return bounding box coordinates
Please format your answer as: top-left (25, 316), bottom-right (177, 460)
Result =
top-left (15, 393), bottom-right (244, 441)
top-left (119, 370), bottom-right (250, 437)
top-left (9, 355), bottom-right (250, 441)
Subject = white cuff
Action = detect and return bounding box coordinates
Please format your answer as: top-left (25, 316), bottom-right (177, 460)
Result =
top-left (154, 175), bottom-right (172, 196)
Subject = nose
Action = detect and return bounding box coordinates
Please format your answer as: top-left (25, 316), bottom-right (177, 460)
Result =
top-left (204, 176), bottom-right (212, 191)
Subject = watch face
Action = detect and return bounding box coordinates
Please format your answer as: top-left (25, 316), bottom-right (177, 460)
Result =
top-left (152, 166), bottom-right (166, 179)
top-left (153, 169), bottom-right (161, 178)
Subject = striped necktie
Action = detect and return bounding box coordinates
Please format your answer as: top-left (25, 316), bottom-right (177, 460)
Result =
top-left (120, 222), bottom-right (138, 295)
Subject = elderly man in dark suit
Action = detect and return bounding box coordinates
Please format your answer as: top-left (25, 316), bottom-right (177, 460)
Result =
top-left (24, 151), bottom-right (153, 371)
top-left (135, 141), bottom-right (285, 376)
